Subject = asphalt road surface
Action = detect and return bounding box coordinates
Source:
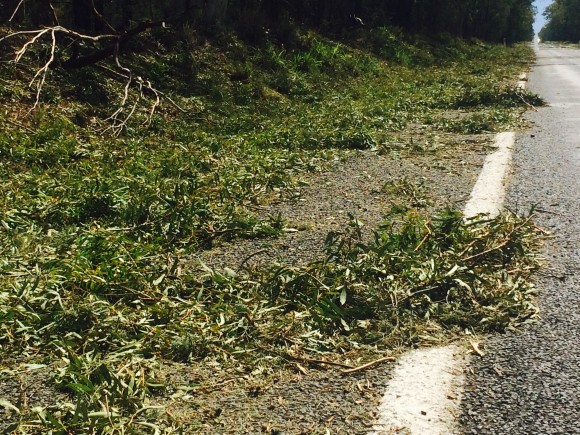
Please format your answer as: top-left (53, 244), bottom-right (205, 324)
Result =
top-left (460, 45), bottom-right (580, 434)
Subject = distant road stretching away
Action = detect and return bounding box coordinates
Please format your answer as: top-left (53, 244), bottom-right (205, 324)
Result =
top-left (461, 44), bottom-right (580, 434)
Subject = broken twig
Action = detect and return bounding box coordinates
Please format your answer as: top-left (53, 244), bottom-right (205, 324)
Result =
top-left (286, 353), bottom-right (354, 370)
top-left (341, 356), bottom-right (395, 374)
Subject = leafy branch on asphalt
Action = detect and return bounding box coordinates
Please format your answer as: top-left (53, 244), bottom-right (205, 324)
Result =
top-left (0, 209), bottom-right (542, 431)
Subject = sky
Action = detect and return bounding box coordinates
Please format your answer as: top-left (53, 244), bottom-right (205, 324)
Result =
top-left (534, 0), bottom-right (553, 35)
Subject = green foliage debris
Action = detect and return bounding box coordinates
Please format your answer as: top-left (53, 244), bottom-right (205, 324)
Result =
top-left (0, 27), bottom-right (543, 432)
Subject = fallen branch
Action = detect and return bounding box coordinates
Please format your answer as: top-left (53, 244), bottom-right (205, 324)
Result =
top-left (341, 356), bottom-right (396, 374)
top-left (101, 53), bottom-right (139, 135)
top-left (1, 26), bottom-right (117, 45)
top-left (61, 21), bottom-right (166, 69)
top-left (29, 28), bottom-right (57, 111)
top-left (286, 353), bottom-right (354, 370)
top-left (238, 249), bottom-right (270, 272)
top-left (1, 26), bottom-right (114, 111)
top-left (2, 21), bottom-right (185, 132)
top-left (98, 64), bottom-right (186, 114)
top-left (516, 90), bottom-right (539, 112)
top-left (462, 239), bottom-right (509, 262)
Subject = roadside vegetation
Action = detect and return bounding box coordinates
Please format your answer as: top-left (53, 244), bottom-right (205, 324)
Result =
top-left (0, 21), bottom-right (544, 433)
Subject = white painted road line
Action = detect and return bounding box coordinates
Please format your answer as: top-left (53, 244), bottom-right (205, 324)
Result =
top-left (463, 132), bottom-right (516, 218)
top-left (517, 73), bottom-right (528, 90)
top-left (371, 128), bottom-right (518, 434)
top-left (371, 346), bottom-right (466, 435)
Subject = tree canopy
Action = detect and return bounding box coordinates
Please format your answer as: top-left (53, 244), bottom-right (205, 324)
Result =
top-left (539, 0), bottom-right (580, 42)
top-left (1, 0), bottom-right (535, 43)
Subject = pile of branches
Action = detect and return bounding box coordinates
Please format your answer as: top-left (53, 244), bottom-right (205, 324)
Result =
top-left (0, 1), bottom-right (183, 134)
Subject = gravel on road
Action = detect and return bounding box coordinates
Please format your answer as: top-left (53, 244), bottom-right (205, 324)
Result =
top-left (196, 137), bottom-right (488, 272)
top-left (179, 138), bottom-right (488, 434)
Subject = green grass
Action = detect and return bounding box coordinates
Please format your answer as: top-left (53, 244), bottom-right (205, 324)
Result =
top-left (0, 27), bottom-right (542, 432)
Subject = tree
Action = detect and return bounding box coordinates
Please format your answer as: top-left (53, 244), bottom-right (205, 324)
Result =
top-left (0, 0), bottom-right (536, 42)
top-left (540, 0), bottom-right (580, 42)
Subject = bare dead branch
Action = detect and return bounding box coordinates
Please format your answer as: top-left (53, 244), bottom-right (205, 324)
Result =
top-left (2, 20), bottom-right (183, 131)
top-left (28, 27), bottom-right (57, 111)
top-left (0, 26), bottom-right (117, 44)
top-left (3, 27), bottom-right (59, 111)
top-left (516, 90), bottom-right (539, 112)
top-left (8, 0), bottom-right (25, 23)
top-left (98, 64), bottom-right (186, 113)
top-left (341, 356), bottom-right (396, 374)
top-left (142, 78), bottom-right (161, 125)
top-left (12, 28), bottom-right (52, 62)
top-left (98, 52), bottom-right (170, 135)
top-left (158, 91), bottom-right (187, 114)
top-left (49, 2), bottom-right (60, 26)
top-left (89, 0), bottom-right (117, 34)
top-left (61, 21), bottom-right (165, 69)
top-left (102, 52), bottom-right (134, 135)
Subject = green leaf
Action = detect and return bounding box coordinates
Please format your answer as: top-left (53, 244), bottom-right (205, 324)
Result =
top-left (446, 264), bottom-right (459, 277)
top-left (454, 278), bottom-right (472, 291)
top-left (0, 398), bottom-right (20, 414)
top-left (153, 273), bottom-right (166, 286)
top-left (67, 382), bottom-right (94, 395)
top-left (339, 288), bottom-right (347, 305)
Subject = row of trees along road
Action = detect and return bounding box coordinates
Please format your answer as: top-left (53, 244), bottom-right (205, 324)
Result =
top-left (539, 0), bottom-right (580, 42)
top-left (0, 0), bottom-right (535, 109)
top-left (1, 1), bottom-right (535, 50)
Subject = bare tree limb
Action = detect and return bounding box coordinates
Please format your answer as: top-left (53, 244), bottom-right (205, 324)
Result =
top-left (96, 62), bottom-right (185, 135)
top-left (1, 21), bottom-right (164, 70)
top-left (102, 52), bottom-right (134, 135)
top-left (3, 26), bottom-right (59, 111)
top-left (0, 26), bottom-right (117, 44)
top-left (341, 356), bottom-right (396, 374)
top-left (8, 0), bottom-right (25, 23)
top-left (1, 19), bottom-right (183, 131)
top-left (142, 78), bottom-right (161, 125)
top-left (28, 27), bottom-right (57, 111)
top-left (88, 0), bottom-right (117, 34)
top-left (62, 20), bottom-right (166, 69)
top-left (49, 2), bottom-right (60, 26)
top-left (97, 64), bottom-right (186, 113)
